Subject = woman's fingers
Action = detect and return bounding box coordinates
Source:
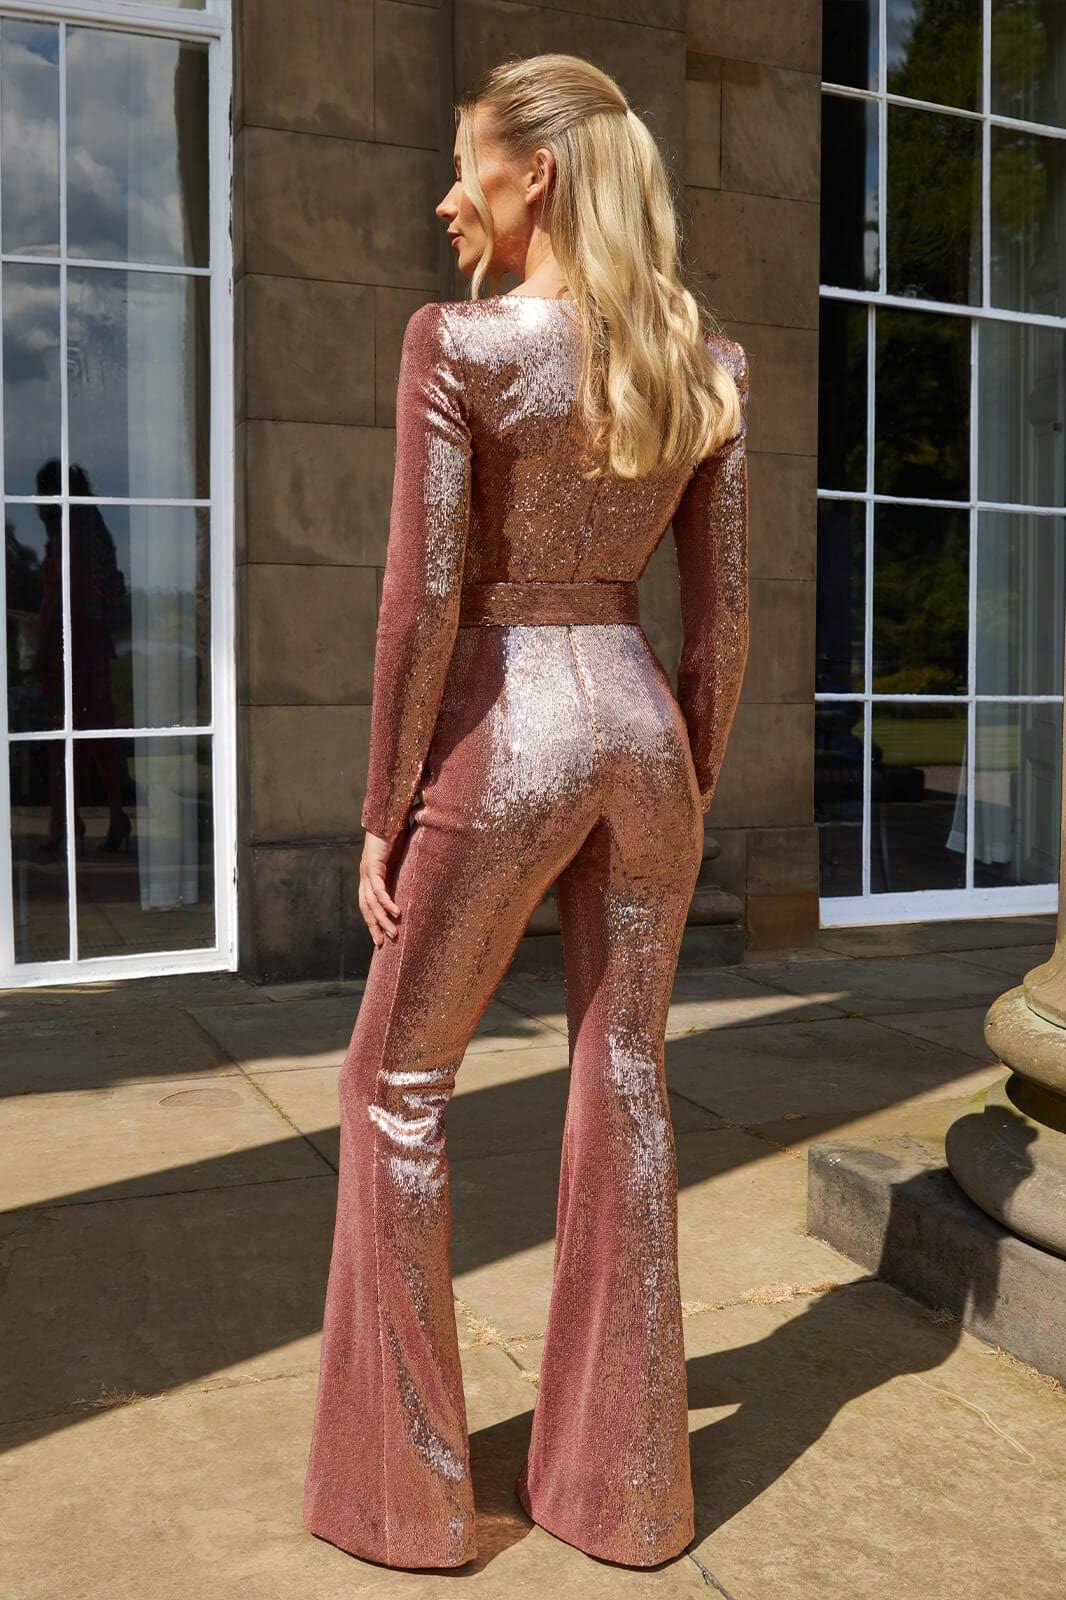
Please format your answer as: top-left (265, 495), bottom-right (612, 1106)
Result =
top-left (374, 875), bottom-right (401, 917)
top-left (359, 829), bottom-right (406, 947)
top-left (368, 876), bottom-right (398, 941)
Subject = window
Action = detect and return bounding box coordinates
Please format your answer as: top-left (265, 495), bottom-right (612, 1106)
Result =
top-left (0, 1), bottom-right (234, 983)
top-left (817, 0), bottom-right (1064, 923)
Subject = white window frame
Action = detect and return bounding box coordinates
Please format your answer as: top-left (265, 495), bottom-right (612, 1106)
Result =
top-left (0, 0), bottom-right (236, 985)
top-left (818, 0), bottom-right (1064, 927)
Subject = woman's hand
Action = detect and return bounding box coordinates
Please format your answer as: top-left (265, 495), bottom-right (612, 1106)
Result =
top-left (360, 830), bottom-right (402, 948)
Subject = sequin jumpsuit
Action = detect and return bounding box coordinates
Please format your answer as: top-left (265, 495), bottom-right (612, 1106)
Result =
top-left (302, 294), bottom-right (750, 1569)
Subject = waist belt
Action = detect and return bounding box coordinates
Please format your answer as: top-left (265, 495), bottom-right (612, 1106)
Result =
top-left (458, 579), bottom-right (640, 627)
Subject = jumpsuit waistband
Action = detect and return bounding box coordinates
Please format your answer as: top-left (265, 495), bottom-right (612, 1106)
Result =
top-left (457, 579), bottom-right (641, 627)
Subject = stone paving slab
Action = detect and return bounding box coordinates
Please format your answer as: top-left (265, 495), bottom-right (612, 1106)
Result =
top-left (734, 953), bottom-right (1011, 1015)
top-left (1, 1078), bottom-right (332, 1209)
top-left (2, 1174), bottom-right (334, 1426)
top-left (939, 941), bottom-right (1054, 977)
top-left (754, 1080), bottom-right (1000, 1160)
top-left (509, 1278), bottom-right (1066, 1599)
top-left (1, 1008), bottom-right (237, 1096)
top-left (0, 969), bottom-right (262, 1028)
top-left (866, 1002), bottom-right (998, 1062)
top-left (665, 1012), bottom-right (990, 1128)
top-left (814, 914), bottom-right (1055, 958)
top-left (497, 968), bottom-right (846, 1038)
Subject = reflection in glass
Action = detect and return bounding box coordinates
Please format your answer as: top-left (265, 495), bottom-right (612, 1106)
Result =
top-left (966, 701), bottom-right (1063, 886)
top-left (10, 739), bottom-right (70, 962)
top-left (822, 95), bottom-right (879, 291)
top-left (870, 703), bottom-right (968, 892)
top-left (5, 485), bottom-right (211, 737)
top-left (978, 319), bottom-right (1065, 507)
top-left (873, 505), bottom-right (969, 693)
top-left (817, 500), bottom-right (865, 693)
top-left (3, 263), bottom-right (61, 496)
top-left (823, 0), bottom-right (878, 88)
top-left (66, 28), bottom-right (209, 268)
top-left (886, 104), bottom-right (982, 304)
top-left (75, 735), bottom-right (213, 958)
top-left (976, 513), bottom-right (1065, 695)
top-left (991, 0), bottom-right (1066, 130)
top-left (67, 268), bottom-right (210, 500)
top-left (6, 501), bottom-right (59, 733)
top-left (876, 308), bottom-right (970, 499)
top-left (870, 302), bottom-right (973, 496)
top-left (72, 502), bottom-right (211, 730)
top-left (819, 299), bottom-right (868, 491)
top-left (990, 125), bottom-right (1066, 316)
top-left (816, 701), bottom-right (865, 897)
top-left (887, 0), bottom-right (982, 111)
top-left (1, 20), bottom-right (59, 257)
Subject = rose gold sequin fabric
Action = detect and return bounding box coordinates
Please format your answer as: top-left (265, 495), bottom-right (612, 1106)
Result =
top-left (459, 577), bottom-right (641, 625)
top-left (302, 295), bottom-right (751, 1570)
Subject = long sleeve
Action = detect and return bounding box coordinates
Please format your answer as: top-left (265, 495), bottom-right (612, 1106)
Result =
top-left (671, 338), bottom-right (750, 812)
top-left (361, 301), bottom-right (473, 844)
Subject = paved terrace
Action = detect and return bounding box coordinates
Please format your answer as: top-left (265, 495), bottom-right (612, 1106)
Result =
top-left (3, 915), bottom-right (1065, 1599)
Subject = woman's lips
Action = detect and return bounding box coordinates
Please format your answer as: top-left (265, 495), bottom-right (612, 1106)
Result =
top-left (450, 234), bottom-right (462, 248)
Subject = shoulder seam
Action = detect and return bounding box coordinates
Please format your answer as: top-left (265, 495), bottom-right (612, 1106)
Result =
top-left (435, 300), bottom-right (469, 405)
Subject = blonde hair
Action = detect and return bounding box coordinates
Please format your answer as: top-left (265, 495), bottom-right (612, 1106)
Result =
top-left (455, 53), bottom-right (743, 480)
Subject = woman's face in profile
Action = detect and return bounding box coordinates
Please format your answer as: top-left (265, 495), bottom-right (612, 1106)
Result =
top-left (436, 116), bottom-right (537, 282)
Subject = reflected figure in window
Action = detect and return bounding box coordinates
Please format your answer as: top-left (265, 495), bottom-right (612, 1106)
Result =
top-left (34, 459), bottom-right (132, 857)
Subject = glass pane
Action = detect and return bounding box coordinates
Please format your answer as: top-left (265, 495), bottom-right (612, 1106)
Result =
top-left (875, 308), bottom-right (970, 499)
top-left (70, 504), bottom-right (211, 731)
top-left (973, 701), bottom-right (1062, 887)
top-left (886, 104), bottom-right (982, 304)
top-left (991, 0), bottom-right (1066, 131)
top-left (976, 512), bottom-right (1065, 695)
top-left (817, 499), bottom-right (865, 693)
top-left (990, 124), bottom-right (1066, 316)
top-left (9, 739), bottom-right (70, 962)
top-left (6, 500), bottom-right (63, 733)
top-left (821, 95), bottom-right (879, 291)
top-left (1, 20), bottom-right (59, 257)
top-left (816, 700), bottom-right (865, 897)
top-left (823, 0), bottom-right (878, 88)
top-left (66, 29), bottom-right (209, 268)
top-left (819, 299), bottom-right (868, 491)
top-left (978, 319), bottom-right (1066, 507)
top-left (75, 734), bottom-right (214, 958)
top-left (887, 0), bottom-right (982, 111)
top-left (67, 268), bottom-right (210, 500)
top-left (873, 505), bottom-right (970, 693)
top-left (870, 703), bottom-right (968, 892)
top-left (133, 0), bottom-right (207, 7)
top-left (3, 263), bottom-right (61, 496)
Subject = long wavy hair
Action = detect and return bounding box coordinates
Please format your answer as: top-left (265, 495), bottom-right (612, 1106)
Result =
top-left (455, 53), bottom-right (743, 480)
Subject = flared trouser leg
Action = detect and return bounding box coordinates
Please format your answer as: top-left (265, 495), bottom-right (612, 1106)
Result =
top-left (302, 793), bottom-right (600, 1570)
top-left (515, 804), bottom-right (702, 1565)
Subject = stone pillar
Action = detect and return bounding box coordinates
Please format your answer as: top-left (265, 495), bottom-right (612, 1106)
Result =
top-left (945, 727), bottom-right (1066, 1258)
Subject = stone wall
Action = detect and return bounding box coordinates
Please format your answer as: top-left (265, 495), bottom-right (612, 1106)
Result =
top-left (232, 0), bottom-right (822, 979)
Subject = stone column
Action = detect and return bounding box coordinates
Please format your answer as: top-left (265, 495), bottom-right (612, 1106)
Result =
top-left (945, 737), bottom-right (1066, 1258)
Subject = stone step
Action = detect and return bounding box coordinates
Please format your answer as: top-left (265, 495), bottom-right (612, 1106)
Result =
top-left (807, 1134), bottom-right (1066, 1387)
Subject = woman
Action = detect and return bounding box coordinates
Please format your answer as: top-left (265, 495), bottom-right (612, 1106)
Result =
top-left (303, 52), bottom-right (750, 1571)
